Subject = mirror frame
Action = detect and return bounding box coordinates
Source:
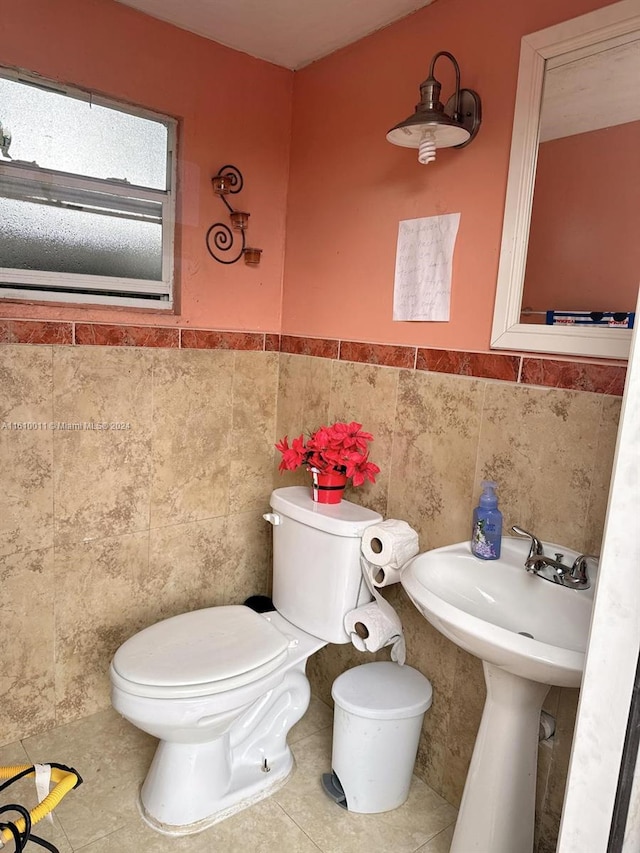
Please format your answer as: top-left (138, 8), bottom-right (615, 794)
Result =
top-left (491, 0), bottom-right (640, 360)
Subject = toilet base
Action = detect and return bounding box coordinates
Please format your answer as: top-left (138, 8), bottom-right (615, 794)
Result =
top-left (137, 667), bottom-right (312, 834)
top-left (139, 748), bottom-right (295, 836)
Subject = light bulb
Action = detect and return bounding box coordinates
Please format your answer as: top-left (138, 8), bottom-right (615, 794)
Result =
top-left (418, 128), bottom-right (437, 165)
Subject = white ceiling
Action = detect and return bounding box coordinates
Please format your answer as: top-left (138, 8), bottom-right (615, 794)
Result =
top-left (114, 0), bottom-right (434, 70)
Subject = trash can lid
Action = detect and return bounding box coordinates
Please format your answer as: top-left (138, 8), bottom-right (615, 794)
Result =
top-left (331, 662), bottom-right (433, 720)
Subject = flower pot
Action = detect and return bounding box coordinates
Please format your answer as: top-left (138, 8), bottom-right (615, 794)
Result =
top-left (311, 470), bottom-right (347, 504)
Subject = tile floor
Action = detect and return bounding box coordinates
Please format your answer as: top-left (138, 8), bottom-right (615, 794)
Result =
top-left (0, 698), bottom-right (457, 852)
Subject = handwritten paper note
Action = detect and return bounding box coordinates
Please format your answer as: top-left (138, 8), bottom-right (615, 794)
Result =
top-left (393, 213), bottom-right (461, 321)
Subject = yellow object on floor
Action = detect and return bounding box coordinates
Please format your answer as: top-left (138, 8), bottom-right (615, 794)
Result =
top-left (0, 763), bottom-right (82, 849)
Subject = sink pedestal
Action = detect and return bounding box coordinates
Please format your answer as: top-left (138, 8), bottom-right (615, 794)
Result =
top-left (451, 662), bottom-right (550, 853)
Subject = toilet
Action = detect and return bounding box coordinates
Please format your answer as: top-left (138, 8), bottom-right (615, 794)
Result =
top-left (110, 486), bottom-right (382, 835)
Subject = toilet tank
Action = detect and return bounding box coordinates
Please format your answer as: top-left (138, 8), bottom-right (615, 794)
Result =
top-left (268, 486), bottom-right (382, 644)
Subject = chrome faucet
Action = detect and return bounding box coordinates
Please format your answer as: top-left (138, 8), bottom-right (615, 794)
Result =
top-left (510, 526), bottom-right (544, 562)
top-left (510, 526), bottom-right (595, 590)
top-left (523, 553), bottom-right (594, 589)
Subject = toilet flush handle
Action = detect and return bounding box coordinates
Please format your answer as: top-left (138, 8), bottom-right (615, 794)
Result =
top-left (263, 512), bottom-right (282, 526)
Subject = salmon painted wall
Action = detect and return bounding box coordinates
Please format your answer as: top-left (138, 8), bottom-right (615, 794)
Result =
top-left (523, 121), bottom-right (640, 315)
top-left (283, 0), bottom-right (621, 351)
top-left (0, 0), bottom-right (292, 332)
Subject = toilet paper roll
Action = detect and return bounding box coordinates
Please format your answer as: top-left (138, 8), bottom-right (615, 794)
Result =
top-left (353, 554), bottom-right (408, 664)
top-left (361, 520), bottom-right (420, 581)
top-left (344, 601), bottom-right (406, 664)
top-left (359, 556), bottom-right (397, 596)
top-left (367, 564), bottom-right (403, 589)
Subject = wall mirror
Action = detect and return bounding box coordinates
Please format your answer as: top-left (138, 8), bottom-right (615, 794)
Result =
top-left (491, 0), bottom-right (640, 360)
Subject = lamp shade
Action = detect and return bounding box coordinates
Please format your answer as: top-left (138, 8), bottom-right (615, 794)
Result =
top-left (386, 117), bottom-right (470, 150)
top-left (387, 71), bottom-right (470, 150)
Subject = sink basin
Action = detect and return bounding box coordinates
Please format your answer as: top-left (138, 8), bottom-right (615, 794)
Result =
top-left (401, 537), bottom-right (597, 853)
top-left (401, 537), bottom-right (595, 687)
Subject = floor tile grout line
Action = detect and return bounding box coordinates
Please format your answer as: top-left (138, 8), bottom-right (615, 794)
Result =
top-left (272, 800), bottom-right (324, 851)
top-left (413, 821), bottom-right (457, 852)
top-left (70, 820), bottom-right (136, 852)
top-left (289, 721), bottom-right (333, 746)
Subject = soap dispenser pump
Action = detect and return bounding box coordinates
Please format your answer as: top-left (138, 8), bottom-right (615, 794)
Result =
top-left (471, 481), bottom-right (503, 560)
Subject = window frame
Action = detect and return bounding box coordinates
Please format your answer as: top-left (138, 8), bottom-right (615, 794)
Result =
top-left (0, 67), bottom-right (177, 310)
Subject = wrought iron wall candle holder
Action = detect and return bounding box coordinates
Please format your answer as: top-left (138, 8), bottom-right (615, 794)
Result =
top-left (206, 165), bottom-right (262, 266)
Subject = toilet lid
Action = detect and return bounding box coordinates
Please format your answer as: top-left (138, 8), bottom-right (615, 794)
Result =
top-left (111, 605), bottom-right (290, 697)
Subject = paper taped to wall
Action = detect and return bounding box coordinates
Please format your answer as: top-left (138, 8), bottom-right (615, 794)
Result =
top-left (392, 213), bottom-right (460, 321)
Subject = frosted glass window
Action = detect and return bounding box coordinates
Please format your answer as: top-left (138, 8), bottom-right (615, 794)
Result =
top-left (0, 198), bottom-right (162, 280)
top-left (0, 67), bottom-right (176, 308)
top-left (0, 77), bottom-right (169, 189)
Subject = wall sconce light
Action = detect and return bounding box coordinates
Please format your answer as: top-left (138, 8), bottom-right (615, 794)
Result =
top-left (386, 51), bottom-right (481, 164)
top-left (206, 165), bottom-right (262, 266)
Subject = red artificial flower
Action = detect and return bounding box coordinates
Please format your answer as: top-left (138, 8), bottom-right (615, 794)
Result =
top-left (306, 426), bottom-right (332, 450)
top-left (344, 450), bottom-right (381, 487)
top-left (275, 421), bottom-right (379, 487)
top-left (275, 434), bottom-right (306, 471)
top-left (328, 421), bottom-right (373, 453)
top-left (353, 459), bottom-right (381, 487)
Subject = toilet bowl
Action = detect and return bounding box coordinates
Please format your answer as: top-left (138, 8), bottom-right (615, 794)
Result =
top-left (110, 487), bottom-right (382, 835)
top-left (111, 608), bottom-right (325, 833)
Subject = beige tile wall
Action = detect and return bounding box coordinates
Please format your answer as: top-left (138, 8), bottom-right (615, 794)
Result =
top-left (274, 353), bottom-right (622, 852)
top-left (0, 345), bottom-right (621, 852)
top-left (0, 345), bottom-right (277, 741)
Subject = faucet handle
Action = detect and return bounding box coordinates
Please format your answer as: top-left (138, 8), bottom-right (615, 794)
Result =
top-left (511, 526), bottom-right (545, 561)
top-left (571, 554), bottom-right (597, 586)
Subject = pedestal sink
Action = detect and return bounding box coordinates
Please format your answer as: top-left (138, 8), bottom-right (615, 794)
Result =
top-left (401, 537), bottom-right (596, 853)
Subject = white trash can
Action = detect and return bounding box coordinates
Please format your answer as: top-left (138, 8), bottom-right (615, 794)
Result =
top-left (323, 661), bottom-right (433, 814)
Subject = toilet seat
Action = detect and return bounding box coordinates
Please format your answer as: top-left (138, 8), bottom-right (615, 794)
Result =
top-left (111, 605), bottom-right (291, 699)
